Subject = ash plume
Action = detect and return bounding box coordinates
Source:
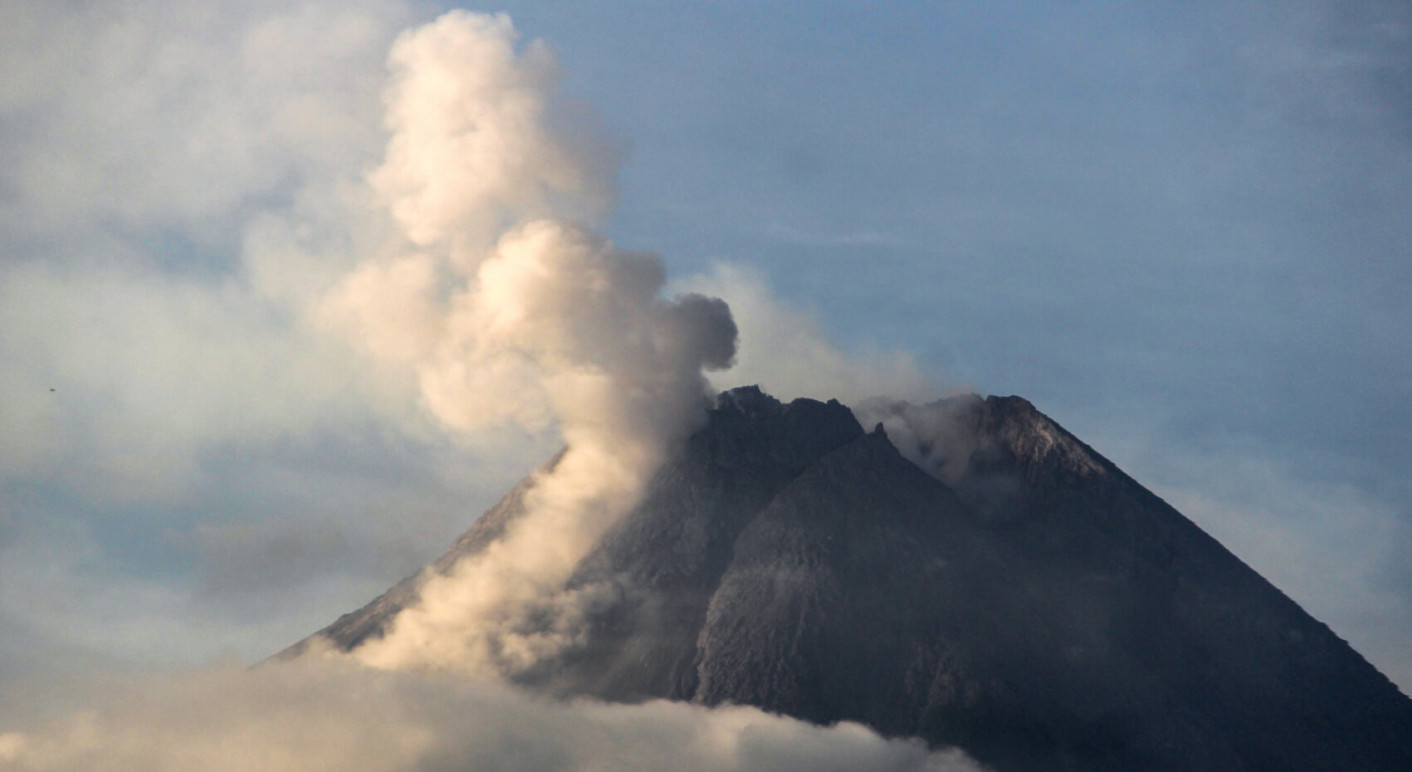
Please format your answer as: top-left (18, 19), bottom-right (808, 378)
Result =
top-left (314, 11), bottom-right (737, 675)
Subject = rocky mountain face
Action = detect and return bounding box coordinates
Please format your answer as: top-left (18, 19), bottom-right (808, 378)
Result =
top-left (290, 387), bottom-right (1412, 771)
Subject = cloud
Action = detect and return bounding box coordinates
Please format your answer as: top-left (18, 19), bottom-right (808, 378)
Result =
top-left (0, 660), bottom-right (987, 772)
top-left (0, 256), bottom-right (423, 503)
top-left (0, 0), bottom-right (437, 501)
top-left (0, 0), bottom-right (410, 240)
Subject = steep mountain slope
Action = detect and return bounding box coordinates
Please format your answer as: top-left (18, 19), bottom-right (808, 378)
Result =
top-left (289, 387), bottom-right (1412, 771)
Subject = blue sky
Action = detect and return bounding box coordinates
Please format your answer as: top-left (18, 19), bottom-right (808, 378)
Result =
top-left (1, 0), bottom-right (1409, 729)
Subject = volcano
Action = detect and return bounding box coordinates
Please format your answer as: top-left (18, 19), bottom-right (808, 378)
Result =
top-left (288, 387), bottom-right (1412, 771)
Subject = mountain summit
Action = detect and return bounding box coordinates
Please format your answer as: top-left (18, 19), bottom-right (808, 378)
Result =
top-left (289, 387), bottom-right (1412, 771)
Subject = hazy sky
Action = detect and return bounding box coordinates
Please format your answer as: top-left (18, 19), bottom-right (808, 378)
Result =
top-left (2, 0), bottom-right (1409, 747)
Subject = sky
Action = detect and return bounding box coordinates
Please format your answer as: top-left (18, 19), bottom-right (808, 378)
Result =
top-left (1, 0), bottom-right (1410, 766)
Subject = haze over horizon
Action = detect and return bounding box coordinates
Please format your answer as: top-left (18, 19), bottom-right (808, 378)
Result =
top-left (1, 1), bottom-right (1410, 766)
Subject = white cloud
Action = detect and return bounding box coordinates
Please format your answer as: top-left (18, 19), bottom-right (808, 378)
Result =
top-left (0, 661), bottom-right (987, 772)
top-left (0, 256), bottom-right (425, 502)
top-left (0, 0), bottom-right (410, 236)
top-left (0, 0), bottom-right (435, 501)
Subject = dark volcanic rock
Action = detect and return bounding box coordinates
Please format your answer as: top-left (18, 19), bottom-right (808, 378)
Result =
top-left (291, 388), bottom-right (1412, 772)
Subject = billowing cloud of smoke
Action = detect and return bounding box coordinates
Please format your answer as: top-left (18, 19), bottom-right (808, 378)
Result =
top-left (353, 221), bottom-right (736, 673)
top-left (0, 659), bottom-right (986, 772)
top-left (315, 10), bottom-right (618, 365)
top-left (368, 12), bottom-right (617, 261)
top-left (311, 12), bottom-right (737, 674)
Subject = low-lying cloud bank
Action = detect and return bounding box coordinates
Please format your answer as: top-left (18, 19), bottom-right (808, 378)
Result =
top-left (0, 659), bottom-right (985, 772)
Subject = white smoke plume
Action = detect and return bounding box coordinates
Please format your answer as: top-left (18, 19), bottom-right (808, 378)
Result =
top-left (312, 12), bottom-right (737, 674)
top-left (353, 220), bottom-right (736, 673)
top-left (369, 11), bottom-right (616, 261)
top-left (0, 659), bottom-right (986, 772)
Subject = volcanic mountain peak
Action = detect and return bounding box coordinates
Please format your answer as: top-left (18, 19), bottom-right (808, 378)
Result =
top-left (290, 387), bottom-right (1412, 772)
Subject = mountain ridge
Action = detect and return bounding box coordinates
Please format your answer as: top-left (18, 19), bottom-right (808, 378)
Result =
top-left (287, 387), bottom-right (1412, 771)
